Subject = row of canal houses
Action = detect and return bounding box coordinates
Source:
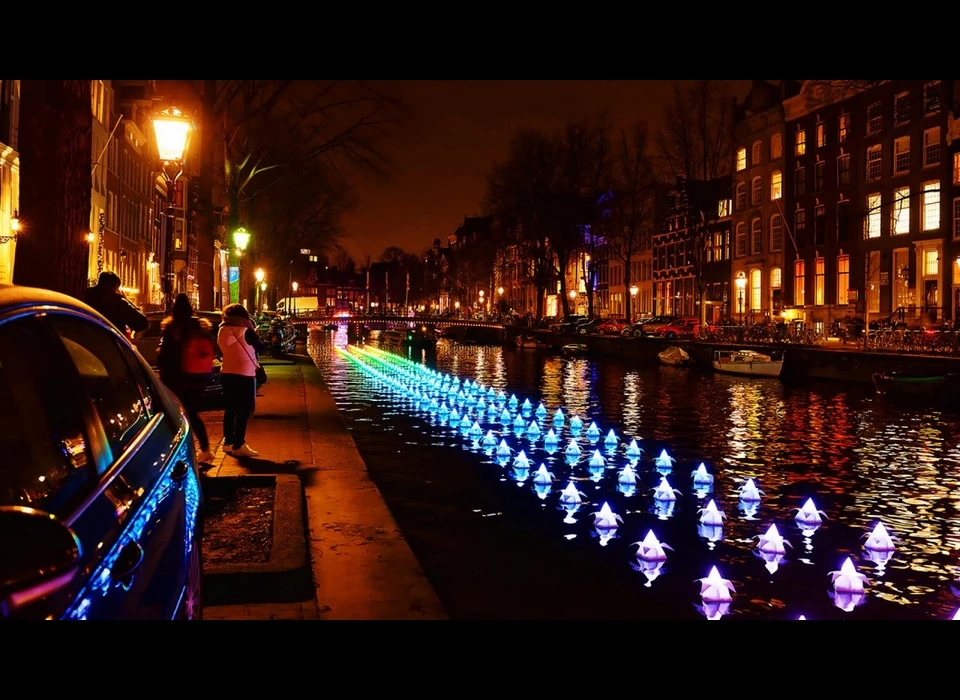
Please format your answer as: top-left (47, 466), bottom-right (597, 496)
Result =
top-left (631, 79), bottom-right (960, 332)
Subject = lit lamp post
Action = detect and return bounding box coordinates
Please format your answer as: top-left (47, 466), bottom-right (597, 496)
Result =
top-left (629, 284), bottom-right (639, 322)
top-left (479, 288), bottom-right (485, 311)
top-left (255, 268), bottom-right (265, 313)
top-left (292, 281), bottom-right (299, 317)
top-left (151, 108), bottom-right (194, 311)
top-left (1, 210), bottom-right (20, 244)
top-left (232, 227), bottom-right (251, 306)
top-left (735, 271), bottom-right (746, 326)
top-left (260, 281), bottom-right (268, 311)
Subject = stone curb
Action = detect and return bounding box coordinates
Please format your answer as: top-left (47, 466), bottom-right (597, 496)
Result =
top-left (202, 473), bottom-right (313, 606)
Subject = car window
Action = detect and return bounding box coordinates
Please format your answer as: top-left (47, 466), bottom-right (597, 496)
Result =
top-left (49, 316), bottom-right (156, 463)
top-left (0, 316), bottom-right (94, 516)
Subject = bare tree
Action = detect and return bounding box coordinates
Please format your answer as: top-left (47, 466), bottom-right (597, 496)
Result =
top-left (606, 122), bottom-right (657, 323)
top-left (14, 80), bottom-right (93, 299)
top-left (484, 129), bottom-right (559, 319)
top-left (246, 159), bottom-right (355, 277)
top-left (657, 81), bottom-right (734, 322)
top-left (332, 244), bottom-right (355, 272)
top-left (550, 116), bottom-right (613, 317)
top-left (380, 246), bottom-right (407, 264)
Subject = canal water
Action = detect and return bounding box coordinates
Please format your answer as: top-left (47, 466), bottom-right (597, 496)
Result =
top-left (309, 329), bottom-right (960, 620)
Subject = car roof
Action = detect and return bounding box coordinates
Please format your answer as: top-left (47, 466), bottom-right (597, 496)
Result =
top-left (0, 283), bottom-right (108, 322)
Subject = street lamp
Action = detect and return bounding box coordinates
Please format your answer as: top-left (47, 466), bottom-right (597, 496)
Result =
top-left (735, 271), bottom-right (746, 326)
top-left (151, 107), bottom-right (194, 311)
top-left (232, 227), bottom-right (251, 252)
top-left (292, 281), bottom-right (299, 317)
top-left (497, 286), bottom-right (504, 296)
top-left (255, 268), bottom-right (266, 313)
top-left (629, 284), bottom-right (639, 322)
top-left (1, 210), bottom-right (20, 244)
top-left (260, 281), bottom-right (268, 312)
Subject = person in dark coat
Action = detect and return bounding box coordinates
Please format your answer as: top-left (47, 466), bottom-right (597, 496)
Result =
top-left (157, 294), bottom-right (215, 463)
top-left (84, 271), bottom-right (149, 336)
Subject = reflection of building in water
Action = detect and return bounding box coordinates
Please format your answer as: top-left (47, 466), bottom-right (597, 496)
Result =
top-left (559, 359), bottom-right (593, 418)
top-left (621, 372), bottom-right (642, 438)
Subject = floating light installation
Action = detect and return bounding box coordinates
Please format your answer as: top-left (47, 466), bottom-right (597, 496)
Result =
top-left (329, 343), bottom-right (947, 620)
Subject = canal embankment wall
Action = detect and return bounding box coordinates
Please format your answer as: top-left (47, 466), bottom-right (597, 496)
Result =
top-left (503, 325), bottom-right (960, 385)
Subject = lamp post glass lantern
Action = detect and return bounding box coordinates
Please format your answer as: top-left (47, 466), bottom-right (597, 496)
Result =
top-left (735, 271), bottom-right (747, 326)
top-left (151, 107), bottom-right (194, 311)
top-left (629, 284), bottom-right (639, 322)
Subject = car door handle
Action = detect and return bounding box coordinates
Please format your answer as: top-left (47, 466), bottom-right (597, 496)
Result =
top-left (112, 541), bottom-right (144, 591)
top-left (171, 460), bottom-right (190, 483)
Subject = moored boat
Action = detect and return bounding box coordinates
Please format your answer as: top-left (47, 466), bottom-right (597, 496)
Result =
top-left (872, 371), bottom-right (957, 399)
top-left (659, 346), bottom-right (690, 366)
top-left (516, 335), bottom-right (539, 349)
top-left (713, 349), bottom-right (783, 378)
top-left (562, 343), bottom-right (588, 355)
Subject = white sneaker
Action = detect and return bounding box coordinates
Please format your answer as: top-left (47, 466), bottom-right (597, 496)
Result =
top-left (197, 450), bottom-right (215, 463)
top-left (231, 444), bottom-right (260, 458)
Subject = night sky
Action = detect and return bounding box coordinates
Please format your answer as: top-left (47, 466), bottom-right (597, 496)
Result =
top-left (342, 80), bottom-right (755, 262)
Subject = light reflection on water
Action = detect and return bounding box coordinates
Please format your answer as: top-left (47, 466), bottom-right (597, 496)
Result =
top-left (310, 330), bottom-right (960, 620)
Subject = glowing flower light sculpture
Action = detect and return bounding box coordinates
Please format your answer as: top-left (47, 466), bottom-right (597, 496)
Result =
top-left (864, 522), bottom-right (896, 553)
top-left (654, 448), bottom-right (675, 474)
top-left (593, 502), bottom-right (622, 530)
top-left (653, 476), bottom-right (680, 501)
top-left (588, 450), bottom-right (606, 469)
top-left (635, 530), bottom-right (672, 562)
top-left (569, 415), bottom-right (584, 433)
top-left (691, 463), bottom-right (714, 488)
top-left (604, 429), bottom-right (619, 450)
top-left (481, 430), bottom-right (497, 448)
top-left (564, 440), bottom-right (582, 458)
top-left (535, 402), bottom-right (547, 420)
top-left (625, 439), bottom-right (643, 460)
top-left (526, 420), bottom-right (541, 439)
top-left (698, 500), bottom-right (725, 526)
top-left (585, 421), bottom-right (601, 441)
top-left (756, 524), bottom-right (791, 555)
top-left (830, 557), bottom-right (867, 595)
top-left (698, 566), bottom-right (735, 603)
top-left (543, 429), bottom-right (559, 449)
top-left (618, 464), bottom-right (638, 485)
top-left (739, 478), bottom-right (763, 503)
top-left (532, 464), bottom-right (554, 485)
top-left (559, 482), bottom-right (585, 505)
top-left (553, 408), bottom-right (565, 427)
top-left (513, 450), bottom-right (531, 469)
top-left (794, 497), bottom-right (827, 528)
top-left (496, 440), bottom-right (512, 458)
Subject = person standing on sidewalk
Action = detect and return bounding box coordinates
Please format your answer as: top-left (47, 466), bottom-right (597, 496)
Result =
top-left (85, 271), bottom-right (149, 339)
top-left (218, 303), bottom-right (266, 457)
top-left (157, 294), bottom-right (216, 463)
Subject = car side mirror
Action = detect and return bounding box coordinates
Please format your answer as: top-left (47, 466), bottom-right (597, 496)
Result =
top-left (0, 506), bottom-right (82, 618)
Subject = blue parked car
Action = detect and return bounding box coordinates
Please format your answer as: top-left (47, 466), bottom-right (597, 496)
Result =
top-left (0, 286), bottom-right (203, 620)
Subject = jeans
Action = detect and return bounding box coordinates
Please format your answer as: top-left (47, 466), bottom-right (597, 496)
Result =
top-left (221, 373), bottom-right (256, 450)
top-left (169, 386), bottom-right (209, 452)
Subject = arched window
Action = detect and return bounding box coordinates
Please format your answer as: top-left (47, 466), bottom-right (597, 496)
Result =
top-left (751, 176), bottom-right (762, 206)
top-left (770, 214), bottom-right (784, 252)
top-left (770, 267), bottom-right (782, 312)
top-left (752, 140), bottom-right (762, 164)
top-left (750, 218), bottom-right (762, 255)
top-left (735, 182), bottom-right (747, 211)
top-left (771, 133), bottom-right (783, 160)
top-left (750, 268), bottom-right (762, 312)
top-left (770, 170), bottom-right (782, 200)
top-left (735, 222), bottom-right (747, 257)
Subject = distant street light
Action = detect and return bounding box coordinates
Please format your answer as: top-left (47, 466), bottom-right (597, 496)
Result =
top-left (629, 284), bottom-right (639, 322)
top-left (735, 271), bottom-right (747, 326)
top-left (151, 107), bottom-right (194, 311)
top-left (260, 281), bottom-right (268, 312)
top-left (292, 281), bottom-right (299, 317)
top-left (1, 210), bottom-right (20, 244)
top-left (255, 268), bottom-right (265, 283)
top-left (569, 290), bottom-right (577, 300)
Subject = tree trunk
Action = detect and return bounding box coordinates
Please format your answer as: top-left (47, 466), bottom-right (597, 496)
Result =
top-left (623, 253), bottom-right (632, 322)
top-left (558, 254), bottom-right (570, 317)
top-left (586, 258), bottom-right (595, 318)
top-left (196, 79), bottom-right (217, 311)
top-left (14, 80), bottom-right (92, 300)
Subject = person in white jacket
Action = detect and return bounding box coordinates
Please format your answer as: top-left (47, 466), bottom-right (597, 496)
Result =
top-left (217, 303), bottom-right (267, 457)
